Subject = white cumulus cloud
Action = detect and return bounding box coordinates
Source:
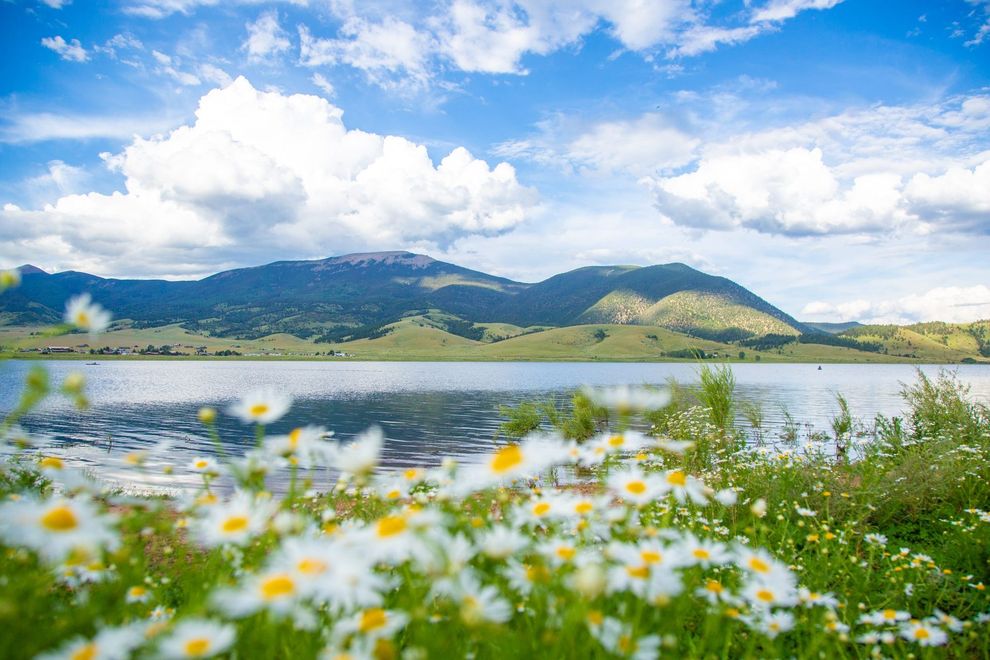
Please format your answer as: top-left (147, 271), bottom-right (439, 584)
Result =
top-left (40, 36), bottom-right (88, 62)
top-left (243, 11), bottom-right (291, 61)
top-left (802, 286), bottom-right (990, 324)
top-left (0, 78), bottom-right (537, 278)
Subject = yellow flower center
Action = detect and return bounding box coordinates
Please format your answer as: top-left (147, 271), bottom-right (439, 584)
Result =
top-left (40, 456), bottom-right (63, 470)
top-left (626, 565), bottom-right (650, 579)
top-left (532, 502), bottom-right (551, 516)
top-left (376, 515), bottom-right (407, 538)
top-left (608, 435), bottom-right (625, 447)
top-left (404, 469), bottom-right (420, 480)
top-left (221, 515), bottom-right (249, 533)
top-left (883, 609), bottom-right (898, 620)
top-left (71, 643), bottom-right (97, 660)
top-left (525, 564), bottom-right (550, 582)
top-left (666, 470), bottom-right (687, 487)
top-left (490, 445), bottom-right (523, 473)
top-left (297, 558), bottom-right (328, 575)
top-left (260, 574), bottom-right (296, 601)
top-left (195, 493), bottom-right (218, 506)
top-left (618, 635), bottom-right (636, 653)
top-left (587, 610), bottom-right (604, 626)
top-left (76, 312), bottom-right (90, 327)
top-left (692, 548), bottom-right (711, 560)
top-left (194, 460), bottom-right (209, 469)
top-left (747, 557), bottom-right (770, 573)
top-left (575, 501), bottom-right (593, 514)
top-left (756, 589), bottom-right (775, 603)
top-left (359, 608), bottom-right (388, 633)
top-left (183, 638), bottom-right (211, 657)
top-left (128, 586), bottom-right (147, 598)
top-left (288, 428), bottom-right (302, 447)
top-left (556, 546), bottom-right (575, 560)
top-left (625, 480), bottom-right (647, 495)
top-left (641, 550), bottom-right (662, 564)
top-left (914, 628), bottom-right (930, 640)
top-left (705, 580), bottom-right (723, 594)
top-left (249, 403), bottom-right (270, 417)
top-left (41, 505), bottom-right (78, 532)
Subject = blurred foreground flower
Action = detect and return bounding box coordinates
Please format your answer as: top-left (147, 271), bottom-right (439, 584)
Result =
top-left (582, 385), bottom-right (672, 412)
top-left (228, 388), bottom-right (292, 425)
top-left (0, 268), bottom-right (21, 292)
top-left (64, 293), bottom-right (112, 334)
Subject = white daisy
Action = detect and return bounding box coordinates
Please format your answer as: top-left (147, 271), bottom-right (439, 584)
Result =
top-left (228, 388), bottom-right (292, 425)
top-left (191, 490), bottom-right (275, 548)
top-left (0, 495), bottom-right (118, 563)
top-left (157, 619), bottom-right (235, 658)
top-left (64, 293), bottom-right (112, 334)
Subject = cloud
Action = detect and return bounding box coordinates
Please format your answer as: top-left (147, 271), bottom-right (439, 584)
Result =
top-left (495, 112), bottom-right (699, 176)
top-left (290, 0), bottom-right (845, 90)
top-left (39, 0), bottom-right (71, 8)
top-left (638, 93), bottom-right (990, 237)
top-left (802, 286), bottom-right (990, 324)
top-left (0, 112), bottom-right (186, 144)
top-left (750, 0), bottom-right (844, 24)
top-left (40, 36), bottom-right (88, 62)
top-left (0, 78), bottom-right (537, 278)
top-left (243, 11), bottom-right (291, 61)
top-left (123, 0), bottom-right (306, 20)
top-left (299, 19), bottom-right (435, 92)
top-left (311, 73), bottom-right (335, 97)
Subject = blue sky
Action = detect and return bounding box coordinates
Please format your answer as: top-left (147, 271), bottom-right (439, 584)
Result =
top-left (1, 0), bottom-right (989, 323)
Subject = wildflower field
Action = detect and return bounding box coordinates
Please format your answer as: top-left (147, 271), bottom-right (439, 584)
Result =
top-left (1, 286), bottom-right (989, 659)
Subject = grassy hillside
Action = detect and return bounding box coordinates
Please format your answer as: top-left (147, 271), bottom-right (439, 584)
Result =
top-left (581, 290), bottom-right (799, 340)
top-left (1, 318), bottom-right (986, 363)
top-left (841, 324), bottom-right (985, 362)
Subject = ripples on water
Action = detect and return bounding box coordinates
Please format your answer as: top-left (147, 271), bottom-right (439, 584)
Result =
top-left (2, 360), bottom-right (988, 493)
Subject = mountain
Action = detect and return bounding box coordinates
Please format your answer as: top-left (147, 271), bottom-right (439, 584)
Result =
top-left (803, 321), bottom-right (863, 334)
top-left (1, 252), bottom-right (806, 341)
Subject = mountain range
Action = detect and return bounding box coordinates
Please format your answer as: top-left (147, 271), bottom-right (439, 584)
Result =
top-left (2, 251), bottom-right (807, 342)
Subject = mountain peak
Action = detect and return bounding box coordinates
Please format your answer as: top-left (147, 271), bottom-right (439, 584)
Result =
top-left (16, 264), bottom-right (47, 275)
top-left (328, 251), bottom-right (436, 268)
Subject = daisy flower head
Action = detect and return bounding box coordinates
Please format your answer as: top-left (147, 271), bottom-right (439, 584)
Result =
top-left (37, 622), bottom-right (148, 660)
top-left (228, 388), bottom-right (291, 425)
top-left (188, 456), bottom-right (220, 475)
top-left (332, 607), bottom-right (409, 642)
top-left (656, 469), bottom-right (708, 505)
top-left (454, 433), bottom-right (569, 494)
top-left (0, 267), bottom-right (21, 292)
top-left (158, 619), bottom-right (235, 659)
top-left (64, 293), bottom-right (112, 334)
top-left (751, 610), bottom-right (795, 639)
top-left (591, 430), bottom-right (652, 457)
top-left (741, 572), bottom-right (800, 609)
top-left (213, 569), bottom-right (302, 618)
top-left (582, 385), bottom-right (671, 413)
top-left (0, 495), bottom-right (118, 563)
top-left (478, 524), bottom-right (529, 559)
top-left (332, 426), bottom-right (384, 477)
top-left (900, 621), bottom-right (948, 646)
top-left (591, 616), bottom-right (661, 660)
top-left (607, 467), bottom-right (662, 505)
top-left (859, 608), bottom-right (911, 626)
top-left (265, 425), bottom-right (333, 469)
top-left (191, 490), bottom-right (275, 548)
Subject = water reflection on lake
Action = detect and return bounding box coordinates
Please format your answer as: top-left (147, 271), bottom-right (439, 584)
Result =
top-left (2, 360), bottom-right (988, 493)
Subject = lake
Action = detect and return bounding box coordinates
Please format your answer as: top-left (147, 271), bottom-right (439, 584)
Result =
top-left (2, 360), bottom-right (989, 493)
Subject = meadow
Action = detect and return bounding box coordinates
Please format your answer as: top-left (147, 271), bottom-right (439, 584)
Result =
top-left (0, 291), bottom-right (989, 659)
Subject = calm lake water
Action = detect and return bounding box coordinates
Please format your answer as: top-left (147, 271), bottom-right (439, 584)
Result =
top-left (2, 360), bottom-right (989, 493)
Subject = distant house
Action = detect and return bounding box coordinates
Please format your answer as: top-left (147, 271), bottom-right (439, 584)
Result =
top-left (42, 346), bottom-right (74, 353)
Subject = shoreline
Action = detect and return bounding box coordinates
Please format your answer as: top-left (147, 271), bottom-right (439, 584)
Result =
top-left (2, 352), bottom-right (982, 365)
